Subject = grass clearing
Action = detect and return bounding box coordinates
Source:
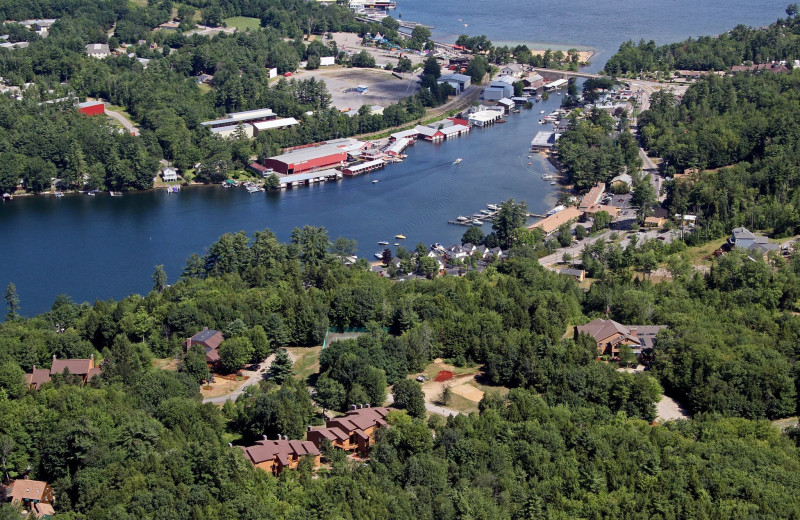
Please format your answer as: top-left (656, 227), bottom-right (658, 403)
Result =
top-left (200, 376), bottom-right (249, 399)
top-left (286, 346), bottom-right (322, 382)
top-left (153, 358), bottom-right (179, 371)
top-left (224, 17), bottom-right (262, 31)
top-left (683, 237), bottom-right (727, 266)
top-left (441, 393), bottom-right (480, 414)
top-left (197, 83), bottom-right (212, 94)
top-left (128, 0), bottom-right (147, 7)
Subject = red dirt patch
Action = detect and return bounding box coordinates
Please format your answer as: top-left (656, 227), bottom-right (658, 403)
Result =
top-left (434, 370), bottom-right (454, 382)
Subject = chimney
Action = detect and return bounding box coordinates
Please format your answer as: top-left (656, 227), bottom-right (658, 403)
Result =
top-left (307, 426), bottom-right (312, 431)
top-left (350, 404), bottom-right (357, 411)
top-left (228, 443), bottom-right (232, 447)
top-left (365, 404), bottom-right (370, 408)
top-left (203, 326), bottom-right (208, 331)
top-left (359, 404), bottom-right (363, 409)
top-left (52, 354), bottom-right (56, 361)
top-left (262, 435), bottom-right (268, 441)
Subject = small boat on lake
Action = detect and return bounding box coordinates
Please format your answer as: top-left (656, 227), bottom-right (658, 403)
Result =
top-left (378, 241), bottom-right (389, 245)
top-left (372, 179), bottom-right (379, 184)
top-left (472, 220), bottom-right (483, 226)
top-left (487, 203), bottom-right (498, 210)
top-left (394, 243), bottom-right (400, 246)
top-left (55, 192), bottom-right (63, 198)
top-left (456, 215), bottom-right (469, 222)
top-left (453, 158), bottom-right (462, 164)
top-left (395, 234), bottom-right (406, 239)
top-left (109, 191), bottom-right (122, 197)
top-left (374, 252), bottom-right (383, 259)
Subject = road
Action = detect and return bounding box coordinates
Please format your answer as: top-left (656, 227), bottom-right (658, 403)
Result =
top-left (202, 352), bottom-right (275, 405)
top-left (385, 392), bottom-right (463, 417)
top-left (538, 230), bottom-right (612, 266)
top-left (104, 105), bottom-right (139, 135)
top-left (539, 228), bottom-right (677, 269)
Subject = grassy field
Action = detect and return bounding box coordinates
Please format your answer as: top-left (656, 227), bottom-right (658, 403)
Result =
top-left (682, 237), bottom-right (727, 266)
top-left (128, 0), bottom-right (147, 7)
top-left (224, 17), bottom-right (261, 31)
top-left (197, 83), bottom-right (213, 94)
top-left (286, 346), bottom-right (322, 383)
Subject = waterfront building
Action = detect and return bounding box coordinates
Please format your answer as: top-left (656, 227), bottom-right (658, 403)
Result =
top-left (263, 144), bottom-right (348, 174)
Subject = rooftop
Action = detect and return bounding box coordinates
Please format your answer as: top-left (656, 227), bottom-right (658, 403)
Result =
top-left (269, 144), bottom-right (346, 163)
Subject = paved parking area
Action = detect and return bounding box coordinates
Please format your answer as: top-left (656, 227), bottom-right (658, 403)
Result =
top-left (294, 67), bottom-right (420, 110)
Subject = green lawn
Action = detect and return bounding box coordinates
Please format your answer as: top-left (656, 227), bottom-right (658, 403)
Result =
top-left (286, 346), bottom-right (322, 383)
top-left (224, 17), bottom-right (262, 31)
top-left (197, 83), bottom-right (212, 94)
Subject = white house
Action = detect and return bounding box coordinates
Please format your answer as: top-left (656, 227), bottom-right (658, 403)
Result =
top-left (161, 167), bottom-right (178, 182)
top-left (85, 43), bottom-right (110, 59)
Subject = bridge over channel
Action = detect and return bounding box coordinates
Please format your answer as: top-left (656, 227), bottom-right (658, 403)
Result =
top-left (532, 67), bottom-right (604, 80)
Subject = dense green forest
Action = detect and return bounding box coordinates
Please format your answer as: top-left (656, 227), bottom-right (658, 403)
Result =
top-left (556, 107), bottom-right (641, 192)
top-left (638, 71), bottom-right (800, 237)
top-left (2, 226), bottom-right (800, 517)
top-left (604, 6), bottom-right (800, 75)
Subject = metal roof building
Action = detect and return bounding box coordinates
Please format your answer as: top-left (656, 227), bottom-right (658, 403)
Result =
top-left (263, 144), bottom-right (347, 174)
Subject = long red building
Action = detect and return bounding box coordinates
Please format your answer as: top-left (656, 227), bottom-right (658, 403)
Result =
top-left (262, 144), bottom-right (347, 175)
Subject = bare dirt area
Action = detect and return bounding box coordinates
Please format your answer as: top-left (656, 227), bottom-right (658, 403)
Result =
top-left (416, 359), bottom-right (506, 414)
top-left (656, 394), bottom-right (690, 422)
top-left (295, 67), bottom-right (420, 111)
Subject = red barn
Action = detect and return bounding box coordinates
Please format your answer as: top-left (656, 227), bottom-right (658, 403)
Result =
top-left (77, 101), bottom-right (105, 116)
top-left (263, 144), bottom-right (347, 174)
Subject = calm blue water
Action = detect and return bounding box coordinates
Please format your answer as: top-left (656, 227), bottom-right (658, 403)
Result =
top-left (0, 1), bottom-right (787, 315)
top-left (397, 0), bottom-right (785, 72)
top-left (1, 100), bottom-right (562, 315)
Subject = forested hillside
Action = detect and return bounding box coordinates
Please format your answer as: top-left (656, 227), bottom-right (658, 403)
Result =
top-left (638, 71), bottom-right (800, 237)
top-left (2, 227), bottom-right (800, 518)
top-left (604, 6), bottom-right (800, 74)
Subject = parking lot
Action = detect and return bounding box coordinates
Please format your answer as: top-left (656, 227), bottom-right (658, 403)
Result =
top-left (294, 67), bottom-right (420, 111)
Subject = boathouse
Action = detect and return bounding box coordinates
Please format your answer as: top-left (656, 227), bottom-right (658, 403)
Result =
top-left (415, 125), bottom-right (444, 141)
top-left (530, 131), bottom-right (560, 150)
top-left (342, 159), bottom-right (386, 176)
top-left (386, 137), bottom-right (412, 156)
top-left (439, 124), bottom-right (470, 139)
top-left (263, 144), bottom-right (347, 174)
top-left (468, 110), bottom-right (502, 127)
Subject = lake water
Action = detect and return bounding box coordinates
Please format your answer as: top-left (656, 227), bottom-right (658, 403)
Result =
top-left (397, 0), bottom-right (786, 72)
top-left (0, 0), bottom-right (786, 315)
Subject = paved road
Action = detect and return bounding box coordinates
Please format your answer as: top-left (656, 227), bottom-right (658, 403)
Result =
top-left (202, 352), bottom-right (274, 405)
top-left (538, 230), bottom-right (612, 266)
top-left (104, 105), bottom-right (139, 135)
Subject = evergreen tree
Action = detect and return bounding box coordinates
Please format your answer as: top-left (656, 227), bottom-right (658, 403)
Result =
top-left (270, 348), bottom-right (294, 384)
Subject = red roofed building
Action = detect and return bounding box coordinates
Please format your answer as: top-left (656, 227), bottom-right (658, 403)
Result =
top-left (77, 101), bottom-right (105, 116)
top-left (240, 437), bottom-right (321, 475)
top-left (307, 405), bottom-right (392, 456)
top-left (185, 327), bottom-right (224, 368)
top-left (24, 355), bottom-right (100, 390)
top-left (4, 479), bottom-right (55, 516)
